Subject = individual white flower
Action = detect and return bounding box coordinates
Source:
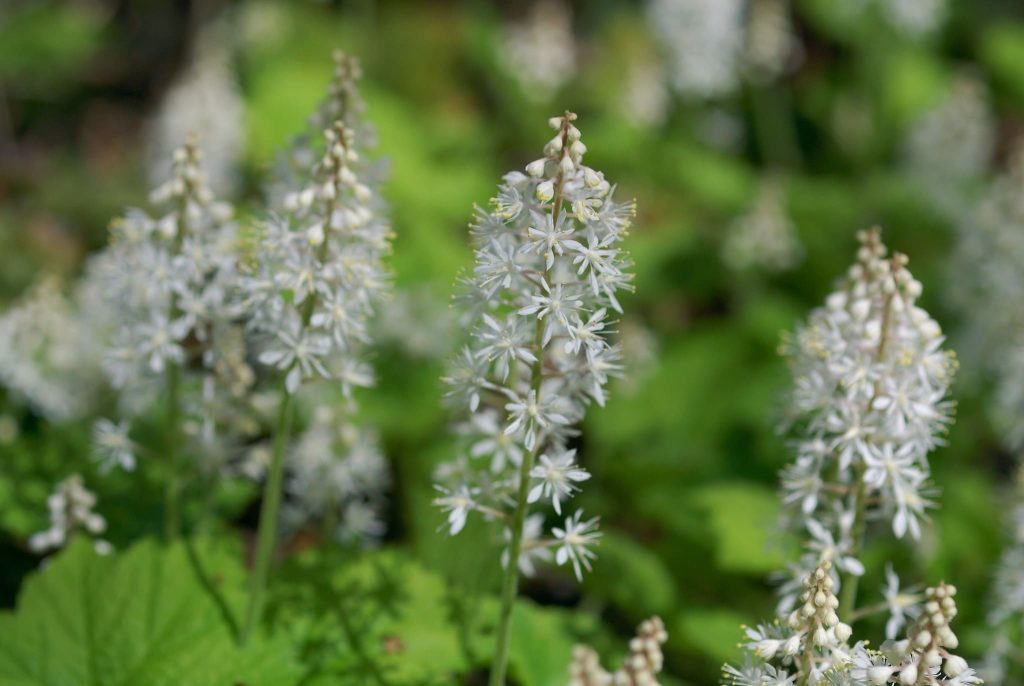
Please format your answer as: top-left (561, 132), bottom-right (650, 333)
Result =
top-left (527, 449), bottom-right (590, 514)
top-left (504, 389), bottom-right (570, 450)
top-left (552, 509), bottom-right (601, 582)
top-left (433, 484), bottom-right (479, 536)
top-left (435, 113), bottom-right (632, 631)
top-left (877, 565), bottom-right (922, 642)
top-left (92, 419), bottom-right (137, 473)
top-left (258, 324), bottom-right (332, 395)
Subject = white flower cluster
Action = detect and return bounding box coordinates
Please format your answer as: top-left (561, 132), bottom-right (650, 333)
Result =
top-left (280, 401), bottom-right (389, 545)
top-left (89, 138), bottom-right (251, 464)
top-left (646, 0), bottom-right (800, 99)
top-left (146, 18), bottom-right (246, 197)
top-left (434, 112), bottom-right (634, 581)
top-left (499, 1), bottom-right (577, 102)
top-left (722, 178), bottom-right (803, 273)
top-left (777, 228), bottom-right (956, 617)
top-left (726, 566), bottom-right (979, 686)
top-left (952, 145), bottom-right (1024, 438)
top-left (242, 118), bottom-right (390, 398)
top-left (903, 72), bottom-right (995, 223)
top-left (647, 0), bottom-right (747, 98)
top-left (568, 616), bottom-right (668, 686)
top-left (241, 53), bottom-right (393, 548)
top-left (28, 475), bottom-right (111, 557)
top-left (0, 277), bottom-right (103, 420)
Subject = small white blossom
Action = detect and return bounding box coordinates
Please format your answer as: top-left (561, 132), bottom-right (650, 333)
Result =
top-left (553, 510), bottom-right (601, 582)
top-left (92, 419), bottom-right (137, 473)
top-left (527, 449), bottom-right (590, 515)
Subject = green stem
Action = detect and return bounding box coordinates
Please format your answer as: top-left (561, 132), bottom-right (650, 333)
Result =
top-left (488, 315), bottom-right (545, 686)
top-left (839, 467), bottom-right (867, 619)
top-left (240, 388), bottom-right (295, 645)
top-left (488, 440), bottom-right (537, 686)
top-left (163, 362), bottom-right (182, 540)
top-left (489, 115), bottom-right (574, 686)
top-left (749, 81), bottom-right (801, 170)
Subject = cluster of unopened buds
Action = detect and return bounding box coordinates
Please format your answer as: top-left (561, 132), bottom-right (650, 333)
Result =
top-left (28, 475), bottom-right (111, 557)
top-left (568, 616), bottom-right (668, 686)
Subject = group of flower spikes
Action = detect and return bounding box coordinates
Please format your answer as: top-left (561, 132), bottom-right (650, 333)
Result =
top-left (27, 51), bottom-right (391, 555)
top-left (722, 229), bottom-right (977, 685)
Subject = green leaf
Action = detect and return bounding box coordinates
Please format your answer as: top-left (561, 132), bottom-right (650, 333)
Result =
top-left (271, 548), bottom-right (466, 685)
top-left (585, 531), bottom-right (676, 620)
top-left (507, 602), bottom-right (579, 686)
top-left (674, 607), bottom-right (747, 665)
top-left (468, 599), bottom-right (582, 686)
top-left (0, 538), bottom-right (301, 686)
top-left (692, 482), bottom-right (793, 574)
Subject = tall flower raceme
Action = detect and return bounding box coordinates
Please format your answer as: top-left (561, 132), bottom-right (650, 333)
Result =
top-left (903, 72), bottom-right (995, 224)
top-left (237, 64), bottom-right (392, 641)
top-left (775, 227), bottom-right (956, 623)
top-left (88, 138), bottom-right (249, 537)
top-left (950, 147), bottom-right (1024, 684)
top-left (723, 229), bottom-right (977, 686)
top-left (434, 112), bottom-right (634, 686)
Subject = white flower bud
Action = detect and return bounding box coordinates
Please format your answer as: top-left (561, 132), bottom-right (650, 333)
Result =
top-left (944, 655), bottom-right (967, 676)
top-left (307, 222), bottom-right (325, 246)
top-left (899, 663), bottom-right (918, 684)
top-left (536, 180), bottom-right (555, 202)
top-left (869, 667), bottom-right (895, 685)
top-left (526, 159), bottom-right (547, 177)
